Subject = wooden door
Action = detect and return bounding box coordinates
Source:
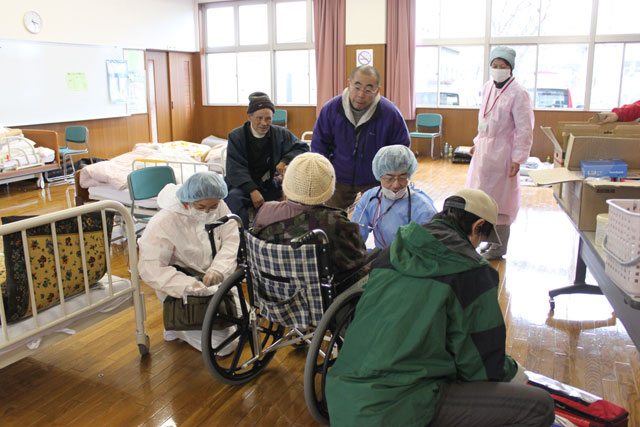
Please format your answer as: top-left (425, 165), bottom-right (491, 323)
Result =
top-left (145, 51), bottom-right (172, 142)
top-left (168, 52), bottom-right (195, 142)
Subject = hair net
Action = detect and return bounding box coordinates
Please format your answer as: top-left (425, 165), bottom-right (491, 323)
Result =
top-left (372, 145), bottom-right (418, 180)
top-left (490, 46), bottom-right (516, 70)
top-left (176, 171), bottom-right (228, 203)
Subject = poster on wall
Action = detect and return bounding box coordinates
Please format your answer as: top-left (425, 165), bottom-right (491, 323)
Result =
top-left (124, 49), bottom-right (147, 114)
top-left (106, 59), bottom-right (128, 103)
top-left (356, 49), bottom-right (374, 67)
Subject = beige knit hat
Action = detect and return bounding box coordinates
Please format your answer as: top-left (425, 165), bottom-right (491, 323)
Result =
top-left (283, 153), bottom-right (335, 205)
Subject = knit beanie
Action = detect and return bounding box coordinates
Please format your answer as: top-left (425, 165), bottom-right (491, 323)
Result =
top-left (283, 153), bottom-right (335, 205)
top-left (490, 46), bottom-right (516, 70)
top-left (247, 91), bottom-right (275, 114)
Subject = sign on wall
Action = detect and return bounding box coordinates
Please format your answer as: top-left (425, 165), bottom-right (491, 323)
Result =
top-left (356, 49), bottom-right (373, 66)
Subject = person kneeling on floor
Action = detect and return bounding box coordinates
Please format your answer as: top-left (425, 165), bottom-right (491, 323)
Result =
top-left (326, 188), bottom-right (555, 427)
top-left (138, 171), bottom-right (240, 353)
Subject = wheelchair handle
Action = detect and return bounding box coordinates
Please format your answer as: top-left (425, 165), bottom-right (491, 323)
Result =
top-left (290, 229), bottom-right (329, 249)
top-left (205, 214), bottom-right (243, 231)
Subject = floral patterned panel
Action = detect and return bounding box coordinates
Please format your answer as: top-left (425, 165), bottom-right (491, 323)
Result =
top-left (1, 212), bottom-right (114, 324)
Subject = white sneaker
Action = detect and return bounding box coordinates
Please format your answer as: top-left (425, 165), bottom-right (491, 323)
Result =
top-left (163, 330), bottom-right (179, 342)
top-left (212, 327), bottom-right (239, 357)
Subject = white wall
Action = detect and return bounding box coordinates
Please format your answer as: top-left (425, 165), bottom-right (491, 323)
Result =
top-left (346, 0), bottom-right (386, 44)
top-left (0, 0), bottom-right (198, 51)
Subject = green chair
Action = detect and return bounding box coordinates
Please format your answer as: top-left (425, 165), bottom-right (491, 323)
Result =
top-left (46, 126), bottom-right (92, 183)
top-left (409, 113), bottom-right (443, 159)
top-left (127, 166), bottom-right (176, 231)
top-left (273, 109), bottom-right (287, 127)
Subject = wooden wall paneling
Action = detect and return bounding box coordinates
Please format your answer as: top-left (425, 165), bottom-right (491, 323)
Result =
top-left (19, 115), bottom-right (149, 160)
top-left (412, 108), bottom-right (595, 160)
top-left (168, 52), bottom-right (195, 142)
top-left (146, 50), bottom-right (172, 143)
top-left (345, 44), bottom-right (386, 96)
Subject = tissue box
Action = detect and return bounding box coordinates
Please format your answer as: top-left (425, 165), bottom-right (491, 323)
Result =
top-left (580, 159), bottom-right (627, 178)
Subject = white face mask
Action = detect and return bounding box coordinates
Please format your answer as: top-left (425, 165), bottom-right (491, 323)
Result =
top-left (490, 68), bottom-right (511, 83)
top-left (189, 206), bottom-right (218, 223)
top-left (381, 186), bottom-right (408, 201)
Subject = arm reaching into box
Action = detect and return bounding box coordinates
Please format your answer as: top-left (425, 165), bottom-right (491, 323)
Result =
top-left (596, 100), bottom-right (640, 124)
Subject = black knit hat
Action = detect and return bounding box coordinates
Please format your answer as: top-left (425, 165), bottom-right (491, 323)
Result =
top-left (247, 91), bottom-right (275, 114)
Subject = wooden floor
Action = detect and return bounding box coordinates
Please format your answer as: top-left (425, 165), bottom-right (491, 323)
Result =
top-left (0, 159), bottom-right (638, 426)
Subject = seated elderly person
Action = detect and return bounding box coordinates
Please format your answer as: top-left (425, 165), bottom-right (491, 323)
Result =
top-left (224, 91), bottom-right (309, 228)
top-left (138, 171), bottom-right (240, 352)
top-left (352, 145), bottom-right (437, 248)
top-left (252, 152), bottom-right (368, 282)
top-left (326, 189), bottom-right (554, 427)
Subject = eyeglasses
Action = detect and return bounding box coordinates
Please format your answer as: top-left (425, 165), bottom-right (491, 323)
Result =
top-left (380, 174), bottom-right (410, 185)
top-left (350, 84), bottom-right (378, 96)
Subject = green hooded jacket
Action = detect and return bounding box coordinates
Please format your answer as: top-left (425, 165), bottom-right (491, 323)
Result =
top-left (325, 220), bottom-right (517, 426)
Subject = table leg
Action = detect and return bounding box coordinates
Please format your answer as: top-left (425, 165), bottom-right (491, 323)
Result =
top-left (549, 238), bottom-right (602, 310)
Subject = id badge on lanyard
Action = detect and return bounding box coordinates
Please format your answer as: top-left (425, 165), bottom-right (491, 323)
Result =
top-left (481, 77), bottom-right (514, 134)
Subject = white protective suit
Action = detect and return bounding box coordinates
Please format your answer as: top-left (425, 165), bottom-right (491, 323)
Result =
top-left (138, 183), bottom-right (240, 351)
top-left (465, 77), bottom-right (534, 225)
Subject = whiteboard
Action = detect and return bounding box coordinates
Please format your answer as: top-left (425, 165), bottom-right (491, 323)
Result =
top-left (0, 39), bottom-right (129, 127)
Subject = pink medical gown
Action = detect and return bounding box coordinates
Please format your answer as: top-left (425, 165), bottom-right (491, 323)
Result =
top-left (465, 78), bottom-right (534, 225)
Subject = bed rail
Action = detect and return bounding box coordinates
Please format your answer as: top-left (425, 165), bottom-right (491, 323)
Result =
top-left (0, 200), bottom-right (148, 361)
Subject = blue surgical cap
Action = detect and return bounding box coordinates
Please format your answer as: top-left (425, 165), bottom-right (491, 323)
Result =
top-left (372, 145), bottom-right (418, 180)
top-left (176, 171), bottom-right (228, 203)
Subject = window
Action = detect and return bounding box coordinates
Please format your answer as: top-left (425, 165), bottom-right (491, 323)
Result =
top-left (203, 0), bottom-right (315, 106)
top-left (415, 0), bottom-right (640, 110)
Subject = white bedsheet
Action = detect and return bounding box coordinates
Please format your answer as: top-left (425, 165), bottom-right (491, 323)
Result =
top-left (0, 275), bottom-right (132, 354)
top-left (88, 185), bottom-right (159, 209)
top-left (79, 142), bottom-right (221, 190)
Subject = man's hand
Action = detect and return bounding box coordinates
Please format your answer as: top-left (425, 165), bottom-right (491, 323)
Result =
top-left (275, 161), bottom-right (287, 177)
top-left (250, 190), bottom-right (265, 209)
top-left (509, 162), bottom-right (520, 177)
top-left (597, 112), bottom-right (619, 125)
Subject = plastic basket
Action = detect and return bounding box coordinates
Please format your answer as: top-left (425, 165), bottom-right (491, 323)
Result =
top-left (603, 199), bottom-right (640, 297)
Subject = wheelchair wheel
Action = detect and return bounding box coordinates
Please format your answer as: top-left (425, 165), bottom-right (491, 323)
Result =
top-left (202, 269), bottom-right (285, 385)
top-left (304, 285), bottom-right (364, 425)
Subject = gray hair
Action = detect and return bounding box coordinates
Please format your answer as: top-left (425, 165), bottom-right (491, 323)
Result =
top-left (350, 65), bottom-right (380, 86)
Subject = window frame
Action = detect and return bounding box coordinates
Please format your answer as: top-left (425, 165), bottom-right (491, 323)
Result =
top-left (202, 0), bottom-right (315, 106)
top-left (414, 0), bottom-right (640, 110)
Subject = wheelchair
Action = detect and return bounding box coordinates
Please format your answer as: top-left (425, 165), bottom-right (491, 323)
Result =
top-left (201, 214), bottom-right (367, 425)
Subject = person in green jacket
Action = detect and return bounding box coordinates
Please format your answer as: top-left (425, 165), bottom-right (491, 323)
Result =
top-left (326, 188), bottom-right (554, 427)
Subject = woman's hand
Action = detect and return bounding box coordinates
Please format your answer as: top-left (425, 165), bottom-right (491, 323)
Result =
top-left (509, 162), bottom-right (520, 177)
top-left (470, 145), bottom-right (475, 155)
top-left (203, 268), bottom-right (224, 286)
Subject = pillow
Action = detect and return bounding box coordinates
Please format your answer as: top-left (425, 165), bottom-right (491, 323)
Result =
top-left (1, 212), bottom-right (114, 324)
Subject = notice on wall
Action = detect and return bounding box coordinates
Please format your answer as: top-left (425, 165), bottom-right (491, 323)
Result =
top-left (106, 59), bottom-right (128, 103)
top-left (356, 49), bottom-right (374, 67)
top-left (66, 72), bottom-right (88, 91)
top-left (124, 49), bottom-right (147, 115)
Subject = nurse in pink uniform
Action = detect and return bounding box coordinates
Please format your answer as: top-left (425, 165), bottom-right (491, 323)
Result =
top-left (465, 46), bottom-right (534, 259)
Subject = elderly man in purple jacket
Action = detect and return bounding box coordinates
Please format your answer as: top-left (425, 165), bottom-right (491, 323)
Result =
top-left (312, 65), bottom-right (411, 210)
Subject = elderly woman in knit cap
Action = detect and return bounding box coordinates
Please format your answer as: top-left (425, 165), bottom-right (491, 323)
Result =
top-left (465, 46), bottom-right (534, 260)
top-left (352, 145), bottom-right (437, 249)
top-left (253, 152), bottom-right (368, 282)
top-left (224, 91), bottom-right (309, 228)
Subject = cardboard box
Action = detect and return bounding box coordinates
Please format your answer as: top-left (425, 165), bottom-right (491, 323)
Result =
top-left (541, 121), bottom-right (640, 169)
top-left (581, 159), bottom-right (627, 178)
top-left (529, 135), bottom-right (640, 231)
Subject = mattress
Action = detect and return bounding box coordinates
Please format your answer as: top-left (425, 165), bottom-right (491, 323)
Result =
top-left (0, 275), bottom-right (132, 354)
top-left (88, 185), bottom-right (159, 209)
top-left (0, 147), bottom-right (55, 172)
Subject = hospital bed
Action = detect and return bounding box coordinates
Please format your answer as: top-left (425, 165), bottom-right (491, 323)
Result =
top-left (74, 140), bottom-right (226, 208)
top-left (0, 129), bottom-right (60, 189)
top-left (0, 200), bottom-right (149, 369)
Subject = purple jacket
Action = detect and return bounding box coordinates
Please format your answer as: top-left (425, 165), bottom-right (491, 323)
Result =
top-left (312, 95), bottom-right (410, 186)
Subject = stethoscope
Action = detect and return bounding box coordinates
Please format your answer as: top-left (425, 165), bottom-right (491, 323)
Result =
top-left (356, 185), bottom-right (412, 247)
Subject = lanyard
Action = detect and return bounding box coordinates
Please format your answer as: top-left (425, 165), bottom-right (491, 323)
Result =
top-left (483, 77), bottom-right (515, 118)
top-left (370, 187), bottom-right (412, 247)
